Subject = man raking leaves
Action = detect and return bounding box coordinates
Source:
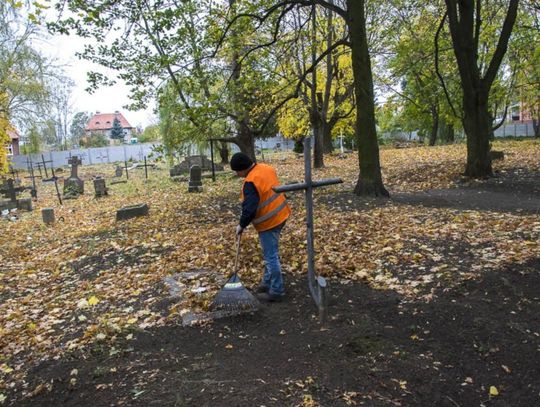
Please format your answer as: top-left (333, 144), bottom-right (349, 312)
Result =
top-left (228, 152), bottom-right (291, 302)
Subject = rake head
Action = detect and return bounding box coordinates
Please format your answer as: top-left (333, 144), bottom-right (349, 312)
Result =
top-left (211, 274), bottom-right (260, 313)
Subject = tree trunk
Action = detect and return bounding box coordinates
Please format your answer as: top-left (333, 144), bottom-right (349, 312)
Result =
top-left (439, 121), bottom-right (455, 143)
top-left (462, 90), bottom-right (493, 177)
top-left (219, 142), bottom-right (229, 164)
top-left (428, 107), bottom-right (439, 146)
top-left (346, 0), bottom-right (388, 197)
top-left (445, 0), bottom-right (518, 177)
top-left (533, 118), bottom-right (539, 138)
top-left (235, 126), bottom-right (256, 162)
top-left (322, 121), bottom-right (334, 153)
top-left (312, 119), bottom-right (324, 168)
top-left (310, 5), bottom-right (324, 169)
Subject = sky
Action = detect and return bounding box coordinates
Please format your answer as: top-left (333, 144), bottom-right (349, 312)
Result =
top-left (32, 23), bottom-right (156, 129)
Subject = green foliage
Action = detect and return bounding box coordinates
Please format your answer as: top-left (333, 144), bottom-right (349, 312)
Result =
top-left (0, 3), bottom-right (51, 132)
top-left (81, 132), bottom-right (109, 148)
top-left (70, 111), bottom-right (92, 146)
top-left (23, 125), bottom-right (41, 153)
top-left (139, 125), bottom-right (161, 143)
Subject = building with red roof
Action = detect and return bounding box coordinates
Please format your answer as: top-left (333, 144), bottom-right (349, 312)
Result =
top-left (6, 128), bottom-right (20, 156)
top-left (85, 111), bottom-right (134, 143)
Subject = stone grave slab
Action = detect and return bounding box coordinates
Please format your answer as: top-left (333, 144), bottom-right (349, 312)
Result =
top-left (116, 203), bottom-right (149, 221)
top-left (41, 208), bottom-right (55, 224)
top-left (162, 269), bottom-right (258, 326)
top-left (188, 165), bottom-right (203, 192)
top-left (170, 155), bottom-right (224, 176)
top-left (63, 155), bottom-right (84, 198)
top-left (93, 177), bottom-right (108, 197)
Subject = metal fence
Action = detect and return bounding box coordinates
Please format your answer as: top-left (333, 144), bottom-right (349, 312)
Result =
top-left (10, 143), bottom-right (163, 170)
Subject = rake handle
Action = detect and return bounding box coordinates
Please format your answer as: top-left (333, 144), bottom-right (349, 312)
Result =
top-left (233, 232), bottom-right (241, 277)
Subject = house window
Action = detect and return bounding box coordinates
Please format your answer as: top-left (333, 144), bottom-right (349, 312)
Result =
top-left (6, 144), bottom-right (13, 156)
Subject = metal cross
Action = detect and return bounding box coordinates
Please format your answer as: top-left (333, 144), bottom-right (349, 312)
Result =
top-left (8, 165), bottom-right (19, 180)
top-left (41, 154), bottom-right (53, 179)
top-left (273, 136), bottom-right (342, 325)
top-left (25, 156), bottom-right (38, 199)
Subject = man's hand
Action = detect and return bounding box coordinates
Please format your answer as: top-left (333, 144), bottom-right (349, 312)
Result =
top-left (235, 225), bottom-right (244, 236)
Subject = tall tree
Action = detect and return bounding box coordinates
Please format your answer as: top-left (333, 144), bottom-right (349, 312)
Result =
top-left (444, 0), bottom-right (519, 177)
top-left (70, 111), bottom-right (92, 146)
top-left (110, 117), bottom-right (124, 140)
top-left (345, 0), bottom-right (388, 195)
top-left (381, 2), bottom-right (461, 146)
top-left (232, 0), bottom-right (388, 195)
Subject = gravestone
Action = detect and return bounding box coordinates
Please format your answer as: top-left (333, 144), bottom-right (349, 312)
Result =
top-left (170, 155), bottom-right (224, 176)
top-left (188, 165), bottom-right (203, 192)
top-left (63, 156), bottom-right (84, 198)
top-left (93, 177), bottom-right (108, 197)
top-left (116, 203), bottom-right (149, 221)
top-left (115, 165), bottom-right (123, 177)
top-left (41, 208), bottom-right (55, 224)
top-left (0, 179), bottom-right (32, 211)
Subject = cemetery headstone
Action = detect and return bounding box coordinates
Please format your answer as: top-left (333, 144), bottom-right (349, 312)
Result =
top-left (17, 198), bottom-right (33, 211)
top-left (63, 155), bottom-right (84, 198)
top-left (41, 208), bottom-right (55, 224)
top-left (188, 165), bottom-right (203, 192)
top-left (170, 155), bottom-right (224, 176)
top-left (0, 179), bottom-right (32, 212)
top-left (93, 177), bottom-right (108, 198)
top-left (115, 165), bottom-right (123, 177)
top-left (116, 203), bottom-right (149, 221)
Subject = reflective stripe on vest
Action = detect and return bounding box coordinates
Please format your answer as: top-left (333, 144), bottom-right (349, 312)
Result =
top-left (253, 197), bottom-right (288, 225)
top-left (257, 191), bottom-right (281, 211)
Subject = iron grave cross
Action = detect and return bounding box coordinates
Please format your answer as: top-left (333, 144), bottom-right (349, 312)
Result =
top-left (273, 136), bottom-right (342, 325)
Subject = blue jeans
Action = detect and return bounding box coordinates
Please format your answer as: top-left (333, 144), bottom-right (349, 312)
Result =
top-left (258, 222), bottom-right (285, 296)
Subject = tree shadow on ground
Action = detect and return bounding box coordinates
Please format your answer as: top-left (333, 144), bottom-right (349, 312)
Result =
top-left (322, 168), bottom-right (540, 215)
top-left (13, 258), bottom-right (540, 406)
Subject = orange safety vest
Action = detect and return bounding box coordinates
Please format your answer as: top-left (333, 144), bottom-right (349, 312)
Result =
top-left (241, 163), bottom-right (291, 232)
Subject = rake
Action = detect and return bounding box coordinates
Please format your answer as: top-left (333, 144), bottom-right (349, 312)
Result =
top-left (211, 233), bottom-right (260, 313)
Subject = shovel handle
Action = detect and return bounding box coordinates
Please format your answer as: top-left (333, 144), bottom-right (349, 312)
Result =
top-left (233, 232), bottom-right (241, 277)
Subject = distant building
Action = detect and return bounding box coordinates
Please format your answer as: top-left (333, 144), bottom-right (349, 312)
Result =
top-left (85, 111), bottom-right (134, 143)
top-left (509, 101), bottom-right (538, 123)
top-left (6, 128), bottom-right (20, 156)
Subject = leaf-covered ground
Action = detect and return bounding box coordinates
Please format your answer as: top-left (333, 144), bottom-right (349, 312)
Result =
top-left (1, 139), bottom-right (539, 406)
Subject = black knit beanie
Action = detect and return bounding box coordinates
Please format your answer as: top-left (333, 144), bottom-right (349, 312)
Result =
top-left (230, 152), bottom-right (253, 171)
